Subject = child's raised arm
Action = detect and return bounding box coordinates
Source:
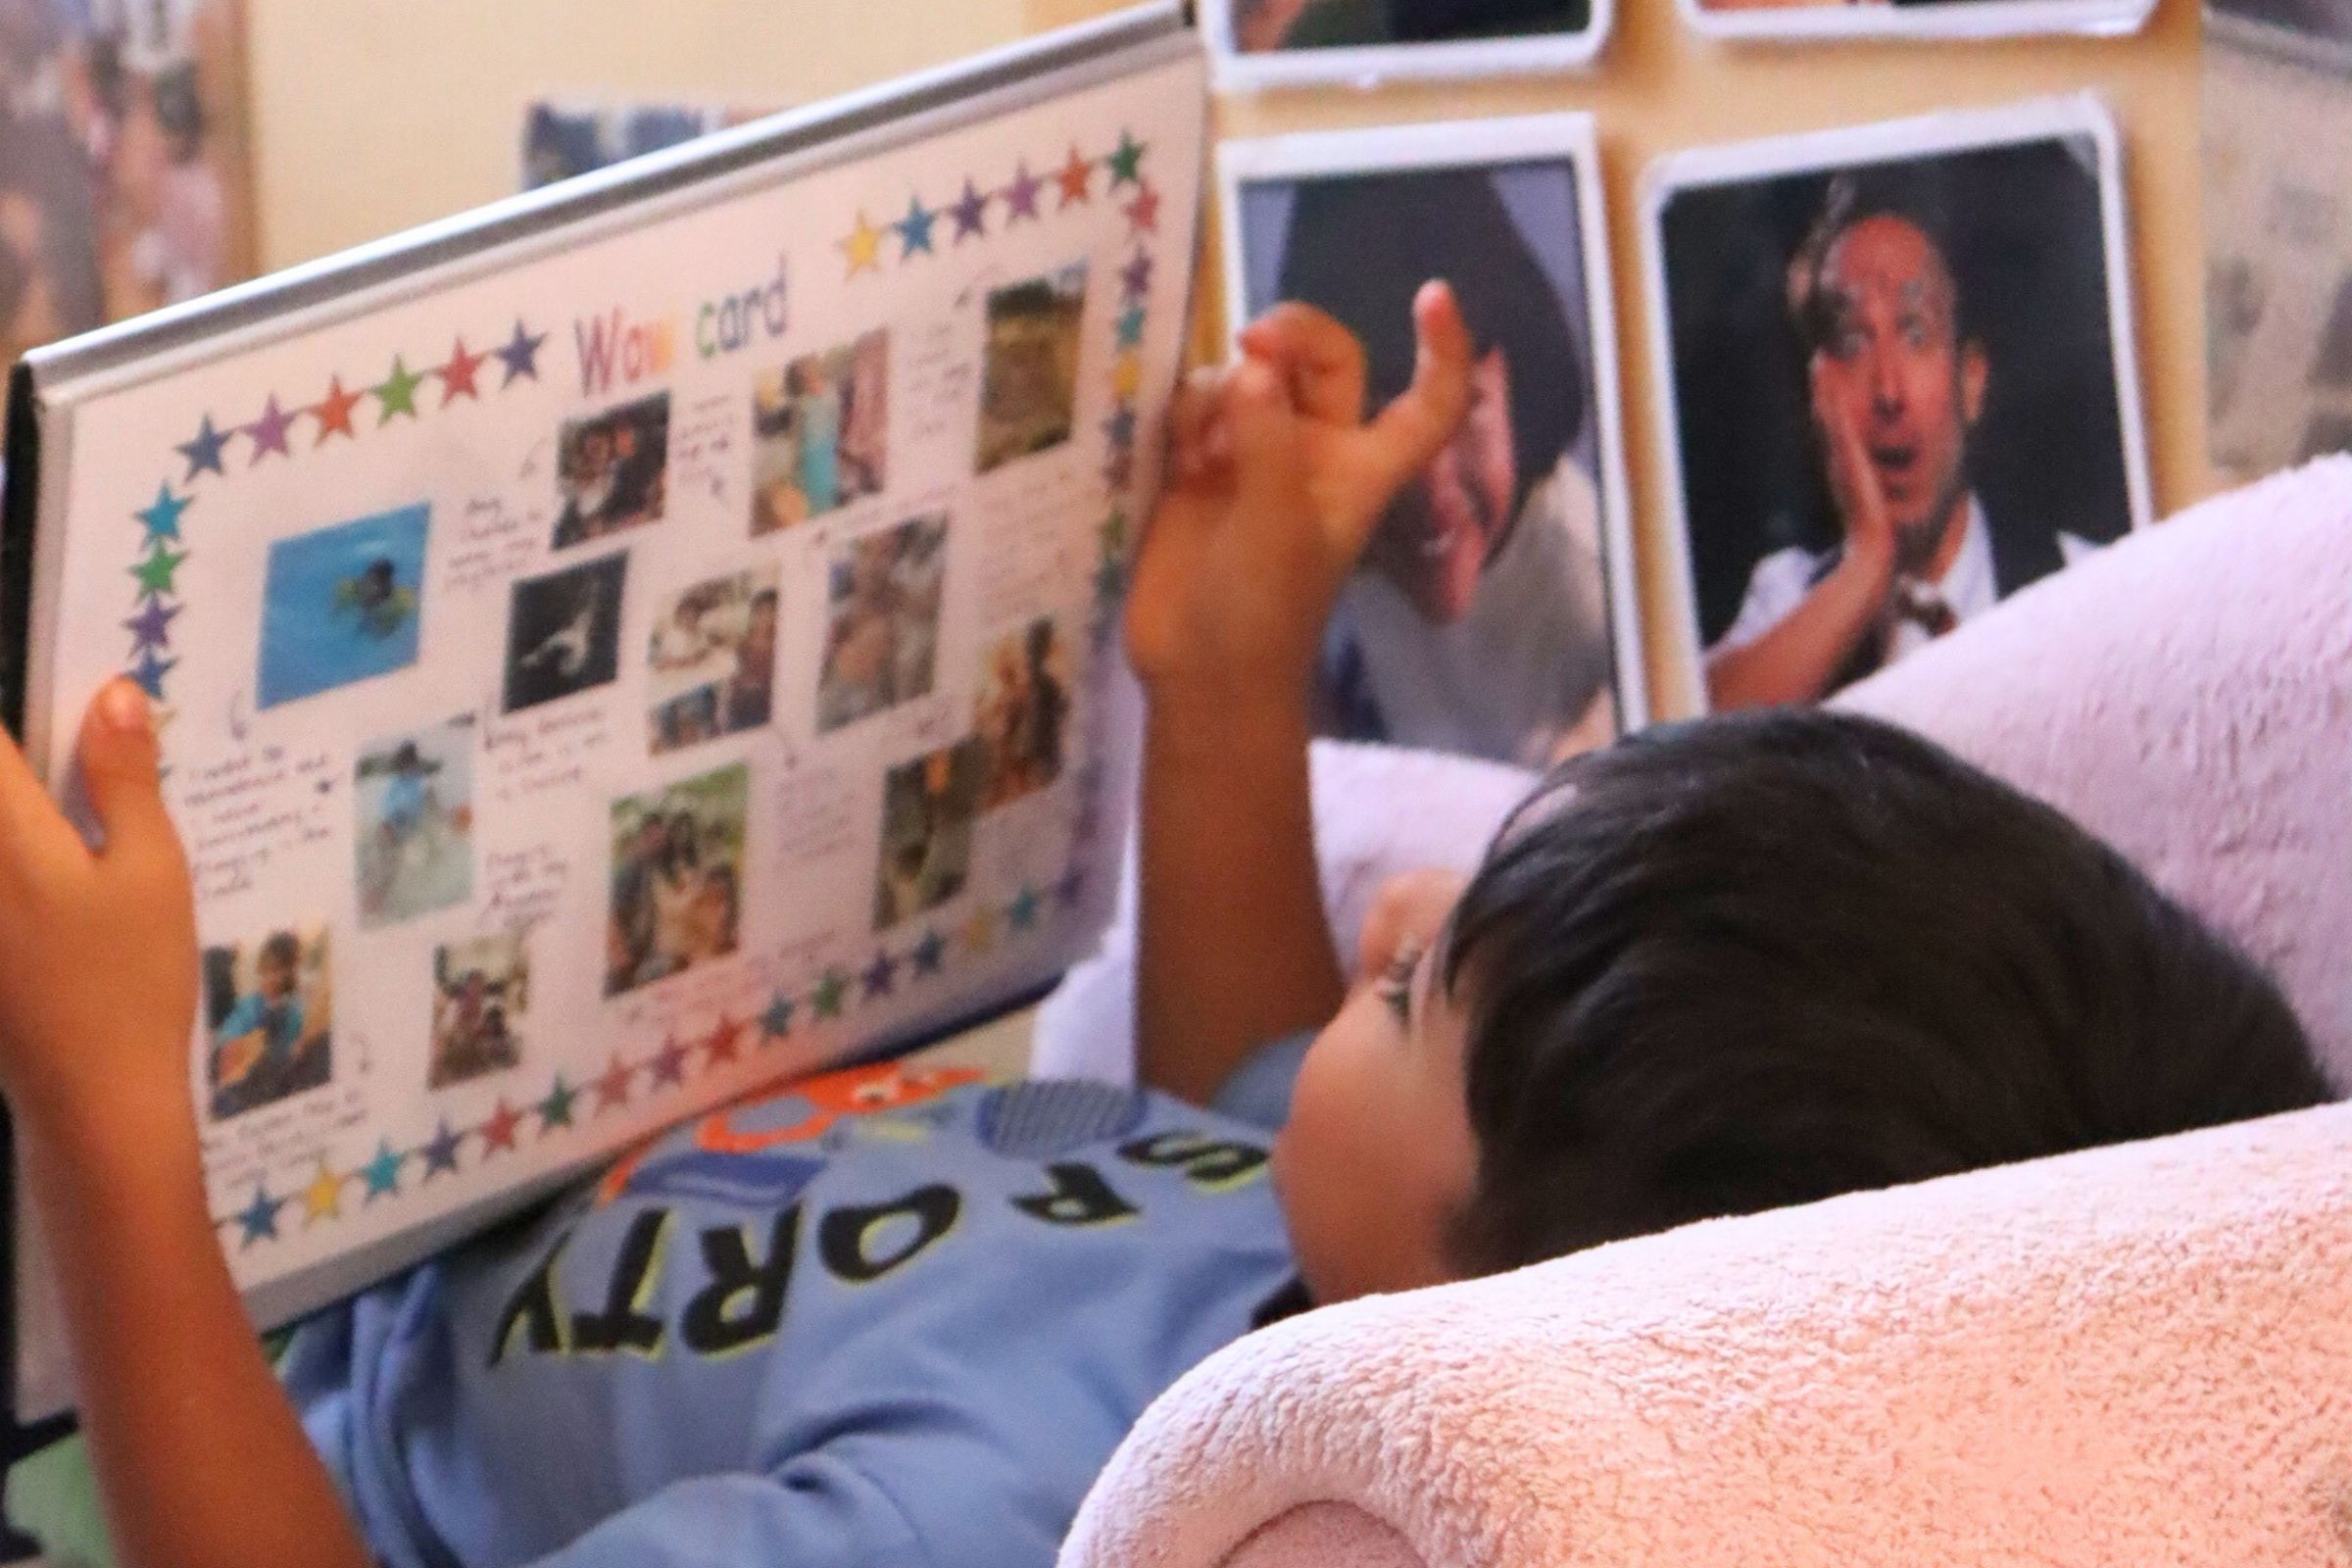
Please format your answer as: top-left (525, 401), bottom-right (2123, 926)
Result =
top-left (1126, 283), bottom-right (1471, 1104)
top-left (0, 682), bottom-right (368, 1568)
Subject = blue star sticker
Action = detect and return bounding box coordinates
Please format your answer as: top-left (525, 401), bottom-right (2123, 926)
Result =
top-left (949, 177), bottom-right (990, 241)
top-left (896, 195), bottom-right (938, 257)
top-left (235, 1183), bottom-right (285, 1247)
top-left (1008, 885), bottom-right (1043, 932)
top-left (862, 949), bottom-right (900, 999)
top-left (496, 318), bottom-right (547, 385)
top-left (1103, 405), bottom-right (1138, 451)
top-left (1115, 305), bottom-right (1147, 349)
top-left (360, 1141), bottom-right (405, 1200)
top-left (175, 415), bottom-right (231, 480)
top-left (420, 1119), bottom-right (464, 1179)
top-left (910, 929), bottom-right (948, 976)
top-left (129, 646), bottom-right (178, 699)
top-left (1094, 557), bottom-right (1127, 611)
top-left (135, 483), bottom-right (190, 543)
top-left (540, 1074), bottom-right (578, 1132)
top-left (762, 991), bottom-right (798, 1040)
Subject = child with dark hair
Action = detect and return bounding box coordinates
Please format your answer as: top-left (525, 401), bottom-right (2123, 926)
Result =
top-left (1272, 166), bottom-right (1617, 768)
top-left (0, 284), bottom-right (2327, 1568)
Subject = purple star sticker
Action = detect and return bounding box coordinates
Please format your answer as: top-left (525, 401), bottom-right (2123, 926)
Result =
top-left (1001, 160), bottom-right (1044, 223)
top-left (123, 597), bottom-right (181, 655)
top-left (950, 177), bottom-right (990, 241)
top-left (650, 1036), bottom-right (691, 1089)
top-left (496, 318), bottom-right (547, 385)
top-left (1119, 252), bottom-right (1153, 303)
top-left (1102, 447), bottom-right (1135, 490)
top-left (129, 646), bottom-right (178, 699)
top-left (910, 929), bottom-right (948, 976)
top-left (1102, 405), bottom-right (1138, 451)
top-left (175, 415), bottom-right (230, 480)
top-left (1055, 865), bottom-right (1088, 908)
top-left (419, 1119), bottom-right (465, 1179)
top-left (245, 395), bottom-right (298, 463)
top-left (862, 949), bottom-right (900, 1000)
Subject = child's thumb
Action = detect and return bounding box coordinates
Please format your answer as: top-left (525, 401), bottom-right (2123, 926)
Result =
top-left (76, 680), bottom-right (178, 872)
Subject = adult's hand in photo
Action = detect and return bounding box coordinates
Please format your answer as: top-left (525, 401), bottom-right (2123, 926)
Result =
top-left (1811, 355), bottom-right (1898, 598)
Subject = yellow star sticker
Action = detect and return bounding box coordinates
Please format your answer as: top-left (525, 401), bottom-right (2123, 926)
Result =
top-left (960, 906), bottom-right (999, 956)
top-left (304, 1162), bottom-right (345, 1223)
top-left (839, 210), bottom-right (886, 277)
top-left (1111, 350), bottom-right (1144, 401)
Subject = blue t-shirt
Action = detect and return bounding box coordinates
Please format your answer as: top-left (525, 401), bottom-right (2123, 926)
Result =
top-left (282, 1041), bottom-right (1308, 1568)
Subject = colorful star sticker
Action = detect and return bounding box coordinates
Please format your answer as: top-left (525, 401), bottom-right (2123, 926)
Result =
top-left (1103, 405), bottom-right (1138, 451)
top-left (761, 991), bottom-right (798, 1040)
top-left (896, 194), bottom-right (938, 258)
top-left (480, 1098), bottom-right (524, 1155)
top-left (1112, 350), bottom-right (1145, 402)
top-left (235, 1183), bottom-right (285, 1247)
top-left (135, 483), bottom-right (189, 543)
top-left (1074, 797), bottom-right (1105, 848)
top-left (360, 1141), bottom-right (405, 1201)
top-left (594, 1054), bottom-right (635, 1113)
top-left (1094, 555), bottom-right (1128, 611)
top-left (129, 646), bottom-right (178, 700)
top-left (123, 597), bottom-right (181, 655)
top-left (1099, 509), bottom-right (1129, 556)
top-left (438, 336), bottom-right (487, 403)
top-left (650, 1035), bottom-right (691, 1089)
top-left (374, 356), bottom-right (425, 422)
top-left (704, 1015), bottom-right (744, 1067)
top-left (1106, 130), bottom-right (1148, 188)
top-left (420, 1118), bottom-right (465, 1178)
top-left (861, 949), bottom-right (899, 1000)
top-left (1001, 161), bottom-right (1044, 222)
top-left (176, 415), bottom-right (230, 480)
top-left (949, 178), bottom-right (990, 241)
top-left (1008, 885), bottom-right (1043, 932)
top-left (1055, 145), bottom-right (1095, 208)
top-left (539, 1074), bottom-right (578, 1132)
top-left (910, 929), bottom-right (947, 976)
top-left (960, 906), bottom-right (1000, 956)
top-left (811, 968), bottom-right (850, 1020)
top-left (304, 1162), bottom-right (346, 1223)
top-left (1123, 180), bottom-right (1161, 236)
top-left (1114, 305), bottom-right (1147, 349)
top-left (839, 210), bottom-right (887, 277)
top-left (1055, 865), bottom-right (1088, 908)
top-left (1119, 251), bottom-right (1154, 303)
top-left (496, 318), bottom-right (547, 385)
top-left (1103, 447), bottom-right (1135, 491)
top-left (245, 394), bottom-right (298, 462)
top-left (129, 543), bottom-right (186, 600)
top-left (312, 375), bottom-right (365, 442)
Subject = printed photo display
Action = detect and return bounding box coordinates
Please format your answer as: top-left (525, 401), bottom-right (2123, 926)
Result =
top-left (204, 925), bottom-right (333, 1122)
top-left (1219, 116), bottom-right (1644, 771)
top-left (1677, 0), bottom-right (2152, 44)
top-left (752, 330), bottom-right (889, 532)
top-left (1202, 0), bottom-right (1607, 88)
top-left (1644, 98), bottom-right (2149, 713)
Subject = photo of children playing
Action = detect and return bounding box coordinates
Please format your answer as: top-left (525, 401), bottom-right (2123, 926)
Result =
top-left (974, 615), bottom-right (1069, 808)
top-left (976, 263), bottom-right (1088, 473)
top-left (873, 737), bottom-right (984, 929)
top-left (355, 718), bottom-right (474, 929)
top-left (553, 392), bottom-right (670, 549)
top-left (427, 933), bottom-right (527, 1090)
top-left (203, 923), bottom-right (332, 1122)
top-left (504, 552), bottom-right (627, 712)
top-left (647, 566), bottom-right (780, 754)
top-left (605, 762), bottom-right (748, 996)
top-left (816, 513), bottom-right (949, 733)
top-left (255, 503), bottom-right (429, 709)
top-left (751, 329), bottom-right (889, 534)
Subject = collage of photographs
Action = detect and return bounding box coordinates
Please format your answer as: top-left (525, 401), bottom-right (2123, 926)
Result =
top-left (203, 248), bottom-right (1101, 1126)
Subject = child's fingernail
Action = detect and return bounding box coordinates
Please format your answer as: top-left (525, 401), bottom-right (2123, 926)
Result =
top-left (102, 679), bottom-right (149, 733)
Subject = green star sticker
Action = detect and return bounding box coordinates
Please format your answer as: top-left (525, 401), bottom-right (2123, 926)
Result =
top-left (811, 968), bottom-right (850, 1019)
top-left (1105, 130), bottom-right (1147, 187)
top-left (538, 1073), bottom-right (578, 1131)
top-left (130, 543), bottom-right (187, 599)
top-left (374, 356), bottom-right (425, 422)
top-left (1099, 510), bottom-right (1129, 556)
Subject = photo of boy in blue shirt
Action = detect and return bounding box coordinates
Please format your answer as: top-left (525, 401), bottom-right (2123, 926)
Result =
top-left (0, 287), bottom-right (2328, 1568)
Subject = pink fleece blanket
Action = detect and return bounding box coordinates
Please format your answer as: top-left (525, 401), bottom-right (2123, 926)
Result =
top-left (1056, 460), bottom-right (2352, 1564)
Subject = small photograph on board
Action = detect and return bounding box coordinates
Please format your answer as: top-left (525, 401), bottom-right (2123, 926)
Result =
top-left (428, 932), bottom-right (528, 1089)
top-left (355, 715), bottom-right (475, 929)
top-left (817, 513), bottom-right (949, 733)
top-left (1220, 117), bottom-right (1643, 770)
top-left (976, 264), bottom-right (1087, 474)
top-left (1645, 99), bottom-right (2147, 713)
top-left (647, 564), bottom-right (781, 753)
top-left (973, 615), bottom-right (1070, 809)
top-left (751, 329), bottom-right (889, 534)
top-left (1678, 0), bottom-right (2151, 44)
top-left (607, 761), bottom-right (749, 995)
top-left (203, 923), bottom-right (332, 1121)
top-left (256, 502), bottom-right (430, 709)
top-left (505, 552), bottom-right (627, 712)
top-left (1204, 0), bottom-right (1606, 88)
top-left (554, 392), bottom-right (671, 549)
top-left (874, 737), bottom-right (985, 930)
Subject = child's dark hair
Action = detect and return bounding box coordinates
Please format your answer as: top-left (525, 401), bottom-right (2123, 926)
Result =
top-left (1440, 709), bottom-right (2331, 1273)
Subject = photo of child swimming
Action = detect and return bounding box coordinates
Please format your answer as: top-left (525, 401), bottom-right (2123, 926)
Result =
top-left (203, 923), bottom-right (332, 1121)
top-left (752, 330), bottom-right (888, 534)
top-left (606, 762), bottom-right (749, 996)
top-left (354, 717), bottom-right (475, 929)
top-left (255, 503), bottom-right (430, 709)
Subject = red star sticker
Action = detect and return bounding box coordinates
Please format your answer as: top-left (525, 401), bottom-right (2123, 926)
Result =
top-left (312, 375), bottom-right (365, 443)
top-left (438, 337), bottom-right (486, 404)
top-left (479, 1098), bottom-right (523, 1155)
top-left (1055, 145), bottom-right (1094, 208)
top-left (1124, 179), bottom-right (1160, 236)
top-left (703, 1014), bottom-right (744, 1068)
top-left (594, 1054), bottom-right (635, 1113)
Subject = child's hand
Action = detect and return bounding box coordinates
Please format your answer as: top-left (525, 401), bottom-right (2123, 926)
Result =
top-left (0, 680), bottom-right (197, 1148)
top-left (1126, 281), bottom-right (1472, 704)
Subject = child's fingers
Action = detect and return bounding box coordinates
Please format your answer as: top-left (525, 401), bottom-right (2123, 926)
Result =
top-left (74, 680), bottom-right (182, 884)
top-left (1355, 280), bottom-right (1474, 509)
top-left (1222, 356), bottom-right (1299, 500)
top-left (0, 705), bottom-right (74, 865)
top-left (1238, 304), bottom-right (1368, 426)
top-left (1166, 368), bottom-right (1221, 485)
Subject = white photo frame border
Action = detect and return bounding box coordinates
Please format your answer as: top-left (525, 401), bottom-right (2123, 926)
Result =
top-left (1217, 113), bottom-right (1652, 736)
top-left (1637, 93), bottom-right (2153, 715)
top-left (1201, 0), bottom-right (1611, 91)
top-left (1677, 0), bottom-right (2153, 45)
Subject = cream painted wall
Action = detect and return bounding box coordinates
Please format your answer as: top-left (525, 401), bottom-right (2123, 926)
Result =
top-left (243, 0), bottom-right (1030, 270)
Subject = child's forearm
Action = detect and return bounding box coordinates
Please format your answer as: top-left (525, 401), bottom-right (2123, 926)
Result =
top-left (1136, 682), bottom-right (1344, 1105)
top-left (18, 1098), bottom-right (370, 1568)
